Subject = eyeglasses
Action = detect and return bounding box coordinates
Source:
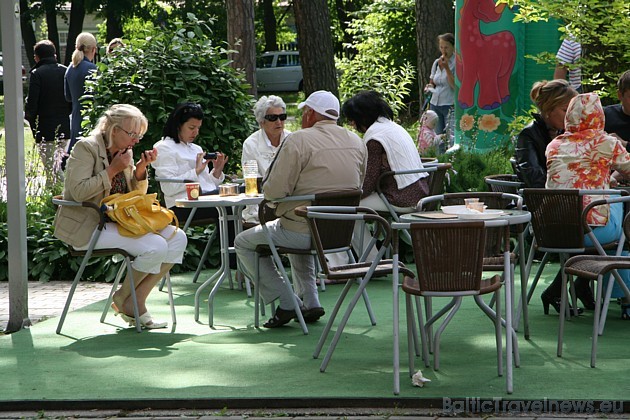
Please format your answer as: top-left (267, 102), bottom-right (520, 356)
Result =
top-left (118, 127), bottom-right (143, 140)
top-left (264, 113), bottom-right (287, 122)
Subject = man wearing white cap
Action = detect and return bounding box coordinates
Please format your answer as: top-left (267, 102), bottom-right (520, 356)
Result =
top-left (235, 90), bottom-right (367, 328)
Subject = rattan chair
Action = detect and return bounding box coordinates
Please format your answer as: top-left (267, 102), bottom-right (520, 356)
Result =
top-left (417, 192), bottom-right (524, 350)
top-left (370, 163), bottom-right (451, 250)
top-left (52, 196), bottom-right (176, 335)
top-left (522, 189), bottom-right (630, 323)
top-left (253, 190), bottom-right (365, 334)
top-left (401, 220), bottom-right (509, 391)
top-left (295, 205), bottom-right (415, 382)
top-left (484, 174), bottom-right (524, 195)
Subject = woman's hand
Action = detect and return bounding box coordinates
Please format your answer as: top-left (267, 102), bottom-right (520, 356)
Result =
top-left (438, 55), bottom-right (448, 70)
top-left (209, 152), bottom-right (228, 177)
top-left (195, 152), bottom-right (210, 175)
top-left (107, 148), bottom-right (132, 180)
top-left (135, 148), bottom-right (157, 180)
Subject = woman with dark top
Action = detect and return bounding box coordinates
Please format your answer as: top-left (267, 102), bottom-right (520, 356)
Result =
top-left (342, 90), bottom-right (429, 260)
top-left (514, 79), bottom-right (578, 187)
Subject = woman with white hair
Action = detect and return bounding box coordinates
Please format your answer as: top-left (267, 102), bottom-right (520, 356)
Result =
top-left (64, 32), bottom-right (98, 155)
top-left (241, 95), bottom-right (291, 223)
top-left (54, 104), bottom-right (187, 329)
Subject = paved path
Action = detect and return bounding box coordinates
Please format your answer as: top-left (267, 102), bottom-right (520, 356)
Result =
top-left (0, 281), bottom-right (112, 332)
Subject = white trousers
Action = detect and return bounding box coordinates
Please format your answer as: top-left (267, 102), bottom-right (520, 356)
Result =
top-left (83, 223), bottom-right (188, 274)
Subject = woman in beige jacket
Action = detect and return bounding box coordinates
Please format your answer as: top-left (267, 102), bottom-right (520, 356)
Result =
top-left (54, 104), bottom-right (187, 329)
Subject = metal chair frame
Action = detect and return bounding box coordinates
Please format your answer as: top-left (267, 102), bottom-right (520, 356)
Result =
top-left (52, 196), bottom-right (176, 335)
top-left (296, 205), bottom-right (414, 393)
top-left (253, 190), bottom-right (365, 335)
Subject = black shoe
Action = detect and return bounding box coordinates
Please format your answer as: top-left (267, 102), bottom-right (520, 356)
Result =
top-left (301, 307), bottom-right (325, 323)
top-left (575, 278), bottom-right (596, 310)
top-left (541, 292), bottom-right (584, 316)
top-left (263, 307), bottom-right (297, 328)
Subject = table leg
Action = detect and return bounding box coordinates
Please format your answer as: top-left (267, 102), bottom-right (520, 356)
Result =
top-left (392, 231), bottom-right (400, 396)
top-left (504, 249), bottom-right (514, 394)
top-left (518, 231), bottom-right (530, 339)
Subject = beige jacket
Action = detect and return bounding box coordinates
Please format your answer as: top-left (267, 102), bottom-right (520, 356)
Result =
top-left (264, 120), bottom-right (367, 234)
top-left (54, 133), bottom-right (148, 248)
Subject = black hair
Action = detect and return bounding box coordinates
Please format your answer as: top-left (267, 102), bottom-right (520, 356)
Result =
top-left (341, 90), bottom-right (393, 133)
top-left (162, 102), bottom-right (204, 143)
top-left (34, 40), bottom-right (56, 60)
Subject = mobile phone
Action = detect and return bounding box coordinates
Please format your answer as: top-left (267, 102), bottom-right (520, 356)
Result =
top-left (204, 152), bottom-right (218, 160)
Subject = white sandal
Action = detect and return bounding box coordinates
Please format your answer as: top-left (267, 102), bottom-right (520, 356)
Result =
top-left (138, 312), bottom-right (168, 329)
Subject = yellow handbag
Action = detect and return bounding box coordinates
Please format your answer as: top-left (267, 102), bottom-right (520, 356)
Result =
top-left (101, 190), bottom-right (178, 238)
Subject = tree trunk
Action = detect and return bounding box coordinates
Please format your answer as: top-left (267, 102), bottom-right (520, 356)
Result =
top-left (105, 4), bottom-right (124, 42)
top-left (415, 0), bottom-right (455, 100)
top-left (19, 0), bottom-right (37, 69)
top-left (261, 0), bottom-right (277, 52)
top-left (44, 0), bottom-right (61, 64)
top-left (294, 0), bottom-right (338, 97)
top-left (64, 0), bottom-right (86, 67)
top-left (226, 0), bottom-right (257, 96)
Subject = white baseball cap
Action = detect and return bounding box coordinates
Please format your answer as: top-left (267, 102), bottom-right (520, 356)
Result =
top-left (298, 90), bottom-right (340, 120)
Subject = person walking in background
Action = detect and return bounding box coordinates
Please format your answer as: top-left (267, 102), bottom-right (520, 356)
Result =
top-left (235, 90), bottom-right (367, 328)
top-left (241, 95), bottom-right (291, 224)
top-left (24, 40), bottom-right (71, 177)
top-left (64, 32), bottom-right (97, 156)
top-left (604, 70), bottom-right (630, 148)
top-left (514, 79), bottom-right (578, 187)
top-left (553, 37), bottom-right (582, 92)
top-left (425, 33), bottom-right (456, 135)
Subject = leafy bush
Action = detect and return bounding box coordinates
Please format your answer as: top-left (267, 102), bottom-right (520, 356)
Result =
top-left (83, 14), bottom-right (256, 175)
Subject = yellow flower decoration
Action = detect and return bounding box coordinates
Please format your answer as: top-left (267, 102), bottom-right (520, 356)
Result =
top-left (479, 114), bottom-right (501, 132)
top-left (459, 113), bottom-right (475, 131)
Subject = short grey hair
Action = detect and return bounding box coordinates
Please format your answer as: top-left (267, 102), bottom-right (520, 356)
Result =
top-left (254, 95), bottom-right (286, 125)
top-left (91, 104), bottom-right (148, 148)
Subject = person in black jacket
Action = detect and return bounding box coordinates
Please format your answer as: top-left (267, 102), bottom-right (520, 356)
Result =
top-left (24, 40), bottom-right (71, 178)
top-left (514, 79), bottom-right (577, 187)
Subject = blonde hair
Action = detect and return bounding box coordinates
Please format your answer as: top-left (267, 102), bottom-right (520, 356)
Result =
top-left (91, 104), bottom-right (148, 148)
top-left (530, 79), bottom-right (578, 117)
top-left (420, 110), bottom-right (439, 130)
top-left (71, 32), bottom-right (97, 67)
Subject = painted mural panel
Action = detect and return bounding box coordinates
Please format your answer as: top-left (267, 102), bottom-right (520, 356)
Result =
top-left (454, 0), bottom-right (524, 150)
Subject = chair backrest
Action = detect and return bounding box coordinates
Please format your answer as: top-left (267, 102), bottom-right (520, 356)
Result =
top-left (309, 190), bottom-right (362, 251)
top-left (484, 174), bottom-right (524, 194)
top-left (435, 192), bottom-right (516, 258)
top-left (296, 205), bottom-right (389, 276)
top-left (409, 221), bottom-right (487, 292)
top-left (523, 188), bottom-right (585, 250)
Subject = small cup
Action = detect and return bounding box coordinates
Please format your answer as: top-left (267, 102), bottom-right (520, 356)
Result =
top-left (464, 198), bottom-right (480, 208)
top-left (468, 202), bottom-right (485, 212)
top-left (185, 182), bottom-right (200, 200)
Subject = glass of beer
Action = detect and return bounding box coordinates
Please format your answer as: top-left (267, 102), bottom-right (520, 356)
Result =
top-left (243, 160), bottom-right (259, 196)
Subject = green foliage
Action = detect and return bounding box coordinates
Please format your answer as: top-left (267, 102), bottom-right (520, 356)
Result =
top-left (83, 14), bottom-right (257, 175)
top-left (337, 0), bottom-right (418, 117)
top-left (508, 0), bottom-right (630, 100)
top-left (439, 147), bottom-right (514, 193)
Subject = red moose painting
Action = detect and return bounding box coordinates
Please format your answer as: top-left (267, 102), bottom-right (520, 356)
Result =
top-left (456, 0), bottom-right (516, 110)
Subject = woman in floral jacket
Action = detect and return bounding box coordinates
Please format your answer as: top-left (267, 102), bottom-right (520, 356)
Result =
top-left (543, 92), bottom-right (630, 317)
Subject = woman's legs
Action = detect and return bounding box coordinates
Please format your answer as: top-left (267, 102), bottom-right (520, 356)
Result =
top-left (97, 223), bottom-right (187, 318)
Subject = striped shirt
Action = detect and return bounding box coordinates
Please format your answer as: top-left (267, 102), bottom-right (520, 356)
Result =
top-left (556, 39), bottom-right (581, 90)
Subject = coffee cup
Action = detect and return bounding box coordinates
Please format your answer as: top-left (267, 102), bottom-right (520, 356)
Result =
top-left (185, 182), bottom-right (200, 200)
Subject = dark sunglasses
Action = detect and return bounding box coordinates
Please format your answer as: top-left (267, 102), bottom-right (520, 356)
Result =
top-left (264, 113), bottom-right (287, 122)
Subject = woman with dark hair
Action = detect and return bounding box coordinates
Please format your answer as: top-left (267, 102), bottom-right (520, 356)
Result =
top-left (152, 102), bottom-right (228, 223)
top-left (342, 90), bottom-right (428, 260)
